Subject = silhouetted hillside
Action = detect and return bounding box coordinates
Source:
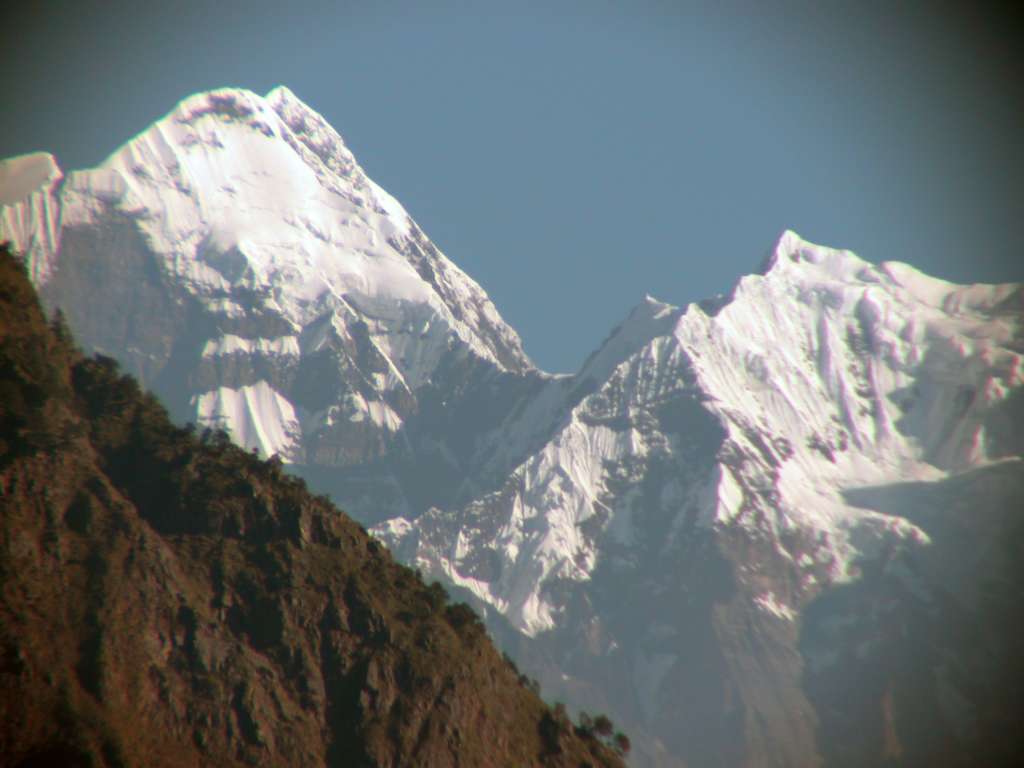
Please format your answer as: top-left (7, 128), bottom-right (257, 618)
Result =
top-left (0, 241), bottom-right (627, 767)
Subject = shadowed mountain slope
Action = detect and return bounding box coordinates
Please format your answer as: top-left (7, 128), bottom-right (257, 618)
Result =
top-left (0, 242), bottom-right (626, 767)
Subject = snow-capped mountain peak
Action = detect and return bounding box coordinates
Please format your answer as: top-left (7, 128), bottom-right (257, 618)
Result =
top-left (23, 87), bottom-right (528, 373)
top-left (380, 230), bottom-right (1022, 634)
top-left (576, 293), bottom-right (683, 390)
top-left (0, 152), bottom-right (62, 206)
top-left (1, 87), bottom-right (532, 471)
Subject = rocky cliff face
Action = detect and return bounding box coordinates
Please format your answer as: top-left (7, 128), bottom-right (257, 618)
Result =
top-left (0, 245), bottom-right (626, 767)
top-left (3, 87), bottom-right (1022, 768)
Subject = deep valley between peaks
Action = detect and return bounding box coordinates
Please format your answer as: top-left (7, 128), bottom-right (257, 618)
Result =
top-left (2, 86), bottom-right (1022, 768)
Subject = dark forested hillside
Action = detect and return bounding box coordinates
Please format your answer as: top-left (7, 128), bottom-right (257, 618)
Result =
top-left (0, 242), bottom-right (626, 767)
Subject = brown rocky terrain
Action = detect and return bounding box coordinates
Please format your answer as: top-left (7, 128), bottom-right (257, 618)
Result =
top-left (0, 241), bottom-right (628, 767)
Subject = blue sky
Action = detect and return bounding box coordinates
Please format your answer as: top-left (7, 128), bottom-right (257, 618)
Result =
top-left (3, 1), bottom-right (1021, 372)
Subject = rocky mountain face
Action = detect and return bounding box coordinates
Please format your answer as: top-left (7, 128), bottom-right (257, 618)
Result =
top-left (0, 244), bottom-right (627, 767)
top-left (3, 87), bottom-right (1022, 767)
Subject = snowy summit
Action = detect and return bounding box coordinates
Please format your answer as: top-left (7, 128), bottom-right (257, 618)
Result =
top-left (2, 87), bottom-right (531, 468)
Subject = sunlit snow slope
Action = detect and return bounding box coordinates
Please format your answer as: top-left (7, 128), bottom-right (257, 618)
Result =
top-left (1, 87), bottom-right (538, 518)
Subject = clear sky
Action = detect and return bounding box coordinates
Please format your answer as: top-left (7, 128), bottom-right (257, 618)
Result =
top-left (3, 1), bottom-right (1021, 372)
